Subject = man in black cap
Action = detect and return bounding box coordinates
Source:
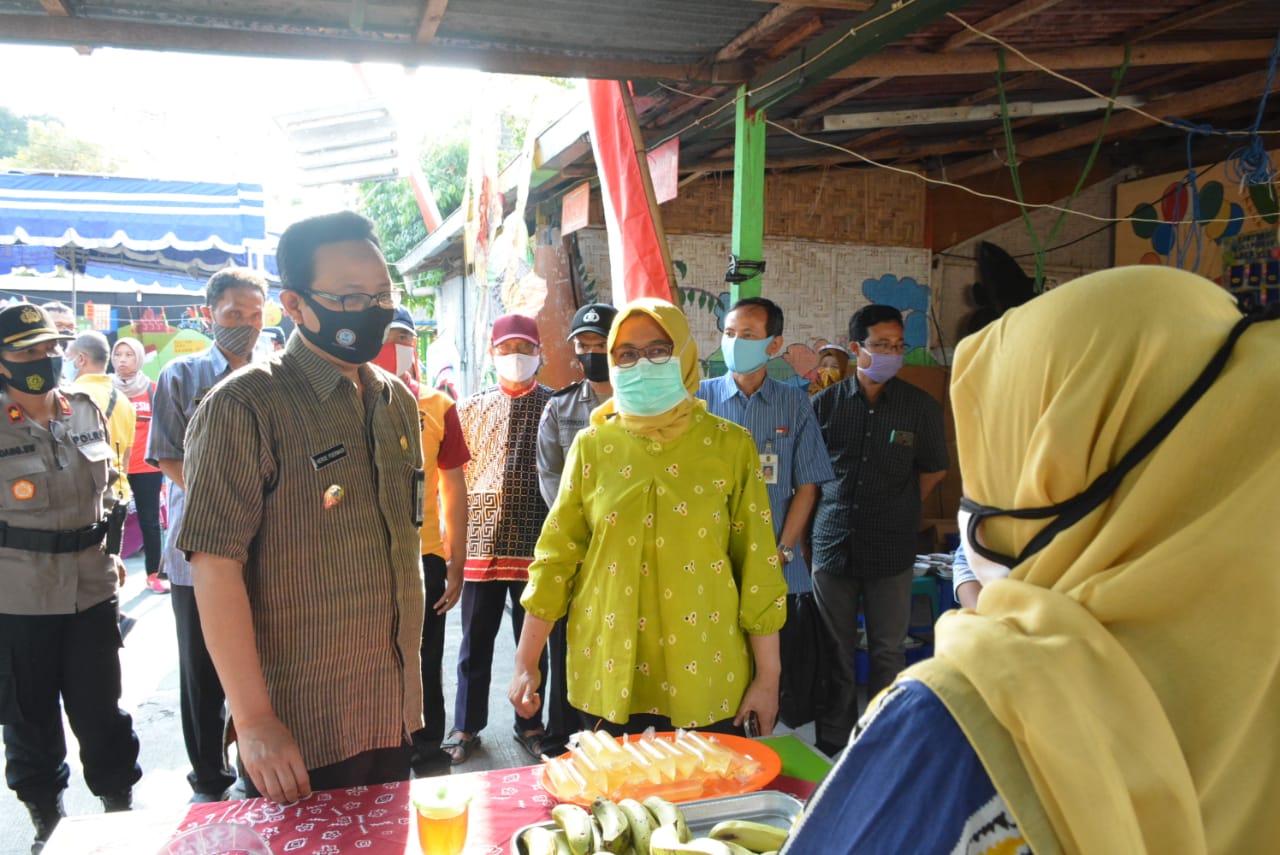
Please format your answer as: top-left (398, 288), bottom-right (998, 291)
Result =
top-left (534, 301), bottom-right (617, 755)
top-left (0, 303), bottom-right (141, 853)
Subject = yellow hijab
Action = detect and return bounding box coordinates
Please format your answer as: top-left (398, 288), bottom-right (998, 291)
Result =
top-left (909, 266), bottom-right (1280, 854)
top-left (590, 297), bottom-right (705, 442)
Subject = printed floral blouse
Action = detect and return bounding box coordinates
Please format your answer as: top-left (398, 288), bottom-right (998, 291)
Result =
top-left (522, 409), bottom-right (788, 727)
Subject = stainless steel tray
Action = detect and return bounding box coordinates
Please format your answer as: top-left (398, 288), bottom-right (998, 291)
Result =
top-left (510, 790), bottom-right (803, 854)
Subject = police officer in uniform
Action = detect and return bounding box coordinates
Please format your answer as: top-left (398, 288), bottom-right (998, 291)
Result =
top-left (0, 304), bottom-right (141, 853)
top-left (534, 302), bottom-right (616, 755)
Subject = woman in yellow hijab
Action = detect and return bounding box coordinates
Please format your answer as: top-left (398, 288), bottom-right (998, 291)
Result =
top-left (510, 298), bottom-right (788, 737)
top-left (785, 266), bottom-right (1280, 854)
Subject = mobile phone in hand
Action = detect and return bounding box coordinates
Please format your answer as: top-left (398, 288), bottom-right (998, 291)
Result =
top-left (745, 711), bottom-right (761, 738)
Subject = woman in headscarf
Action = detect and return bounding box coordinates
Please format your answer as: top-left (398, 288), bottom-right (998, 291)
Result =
top-left (783, 266), bottom-right (1280, 854)
top-left (111, 337), bottom-right (168, 593)
top-left (808, 343), bottom-right (850, 395)
top-left (510, 298), bottom-right (788, 737)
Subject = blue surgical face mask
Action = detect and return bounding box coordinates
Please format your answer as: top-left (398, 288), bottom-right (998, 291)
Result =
top-left (721, 334), bottom-right (773, 374)
top-left (611, 358), bottom-right (688, 416)
top-left (860, 351), bottom-right (903, 384)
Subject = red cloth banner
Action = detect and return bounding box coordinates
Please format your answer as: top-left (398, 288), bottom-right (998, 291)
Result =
top-left (586, 79), bottom-right (672, 302)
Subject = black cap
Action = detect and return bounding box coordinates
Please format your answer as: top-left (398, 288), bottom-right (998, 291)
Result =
top-left (567, 303), bottom-right (618, 340)
top-left (0, 303), bottom-right (75, 352)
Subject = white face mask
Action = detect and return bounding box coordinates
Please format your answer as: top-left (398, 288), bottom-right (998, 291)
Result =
top-left (494, 352), bottom-right (540, 384)
top-left (957, 508), bottom-right (1013, 586)
top-left (61, 356), bottom-right (80, 385)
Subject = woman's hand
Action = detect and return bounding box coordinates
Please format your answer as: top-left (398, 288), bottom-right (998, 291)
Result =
top-left (736, 631), bottom-right (781, 735)
top-left (734, 674), bottom-right (780, 736)
top-left (509, 662), bottom-right (543, 718)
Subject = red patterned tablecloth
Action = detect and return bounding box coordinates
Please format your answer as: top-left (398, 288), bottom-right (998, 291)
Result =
top-left (175, 766), bottom-right (817, 854)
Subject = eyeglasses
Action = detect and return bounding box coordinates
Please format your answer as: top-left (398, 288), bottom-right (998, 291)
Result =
top-left (860, 339), bottom-right (907, 355)
top-left (306, 288), bottom-right (402, 312)
top-left (612, 343), bottom-right (675, 367)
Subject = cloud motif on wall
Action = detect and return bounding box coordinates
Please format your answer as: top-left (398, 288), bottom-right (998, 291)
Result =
top-left (862, 274), bottom-right (929, 349)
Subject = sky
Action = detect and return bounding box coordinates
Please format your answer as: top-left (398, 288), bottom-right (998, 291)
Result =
top-left (0, 43), bottom-right (577, 222)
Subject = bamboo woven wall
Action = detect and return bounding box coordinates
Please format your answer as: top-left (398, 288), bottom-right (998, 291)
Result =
top-left (661, 168), bottom-right (927, 247)
top-left (576, 227), bottom-right (934, 381)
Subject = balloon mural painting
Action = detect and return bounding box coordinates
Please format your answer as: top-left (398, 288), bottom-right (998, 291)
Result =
top-left (1127, 178), bottom-right (1272, 266)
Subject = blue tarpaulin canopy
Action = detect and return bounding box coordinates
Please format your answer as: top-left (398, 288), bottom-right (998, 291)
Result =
top-left (0, 172), bottom-right (267, 253)
top-left (0, 172), bottom-right (278, 328)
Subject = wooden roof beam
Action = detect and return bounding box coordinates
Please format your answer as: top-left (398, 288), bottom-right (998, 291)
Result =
top-left (832, 39), bottom-right (1276, 78)
top-left (752, 0), bottom-right (873, 10)
top-left (1125, 0), bottom-right (1253, 44)
top-left (0, 14), bottom-right (750, 83)
top-left (414, 0), bottom-right (449, 44)
top-left (944, 67), bottom-right (1280, 181)
top-left (941, 0), bottom-right (1070, 52)
top-left (717, 4), bottom-right (813, 62)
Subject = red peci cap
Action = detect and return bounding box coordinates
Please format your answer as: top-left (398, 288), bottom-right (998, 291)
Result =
top-left (491, 313), bottom-right (540, 346)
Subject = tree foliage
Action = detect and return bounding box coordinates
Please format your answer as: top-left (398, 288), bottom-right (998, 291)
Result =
top-left (0, 107), bottom-right (28, 158)
top-left (3, 120), bottom-right (118, 173)
top-left (357, 133), bottom-right (468, 275)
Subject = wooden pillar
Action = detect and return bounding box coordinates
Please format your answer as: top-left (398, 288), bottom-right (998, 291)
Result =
top-left (731, 85), bottom-right (767, 302)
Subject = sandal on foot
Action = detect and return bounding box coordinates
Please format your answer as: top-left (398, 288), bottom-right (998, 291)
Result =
top-left (441, 731), bottom-right (480, 765)
top-left (512, 726), bottom-right (545, 760)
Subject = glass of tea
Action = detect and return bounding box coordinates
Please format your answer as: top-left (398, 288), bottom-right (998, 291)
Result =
top-left (411, 779), bottom-right (472, 855)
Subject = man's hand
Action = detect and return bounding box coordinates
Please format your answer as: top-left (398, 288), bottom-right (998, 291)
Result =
top-left (237, 716), bottom-right (311, 804)
top-left (433, 558), bottom-right (464, 615)
top-left (734, 674), bottom-right (779, 737)
top-left (112, 555), bottom-right (127, 588)
top-left (509, 662), bottom-right (543, 719)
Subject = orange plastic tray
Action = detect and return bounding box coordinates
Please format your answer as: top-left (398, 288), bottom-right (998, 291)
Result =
top-left (540, 732), bottom-right (781, 806)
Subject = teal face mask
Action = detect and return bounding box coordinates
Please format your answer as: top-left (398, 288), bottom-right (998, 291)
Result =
top-left (721, 334), bottom-right (773, 374)
top-left (611, 358), bottom-right (688, 416)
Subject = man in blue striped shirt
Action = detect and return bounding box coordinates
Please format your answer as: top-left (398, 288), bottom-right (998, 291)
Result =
top-left (147, 269), bottom-right (267, 802)
top-left (697, 296), bottom-right (834, 728)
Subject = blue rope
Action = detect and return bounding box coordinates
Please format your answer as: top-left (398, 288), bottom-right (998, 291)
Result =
top-left (1175, 126), bottom-right (1206, 271)
top-left (1225, 30), bottom-right (1280, 190)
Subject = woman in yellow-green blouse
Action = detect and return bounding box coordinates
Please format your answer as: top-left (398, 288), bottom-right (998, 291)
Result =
top-left (510, 298), bottom-right (787, 736)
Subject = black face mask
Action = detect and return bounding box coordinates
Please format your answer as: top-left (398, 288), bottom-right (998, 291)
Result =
top-left (578, 351), bottom-right (610, 383)
top-left (961, 313), bottom-right (1260, 570)
top-left (298, 295), bottom-right (394, 365)
top-left (2, 355), bottom-right (62, 395)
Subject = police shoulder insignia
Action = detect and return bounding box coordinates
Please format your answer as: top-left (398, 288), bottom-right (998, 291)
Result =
top-left (6, 405), bottom-right (22, 424)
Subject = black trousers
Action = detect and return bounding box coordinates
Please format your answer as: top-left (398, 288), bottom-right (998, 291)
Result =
top-left (171, 584), bottom-right (236, 795)
top-left (453, 580), bottom-right (545, 735)
top-left (1, 598), bottom-right (141, 803)
top-left (127, 471), bottom-right (164, 577)
top-left (412, 554), bottom-right (448, 751)
top-left (541, 617), bottom-right (576, 755)
top-left (241, 743), bottom-right (411, 799)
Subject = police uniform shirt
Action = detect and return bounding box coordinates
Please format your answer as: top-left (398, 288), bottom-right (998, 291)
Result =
top-left (536, 379), bottom-right (606, 509)
top-left (0, 388), bottom-right (118, 615)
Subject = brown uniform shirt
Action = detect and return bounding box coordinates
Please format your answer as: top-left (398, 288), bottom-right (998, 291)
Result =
top-left (177, 335), bottom-right (426, 770)
top-left (0, 388), bottom-right (118, 615)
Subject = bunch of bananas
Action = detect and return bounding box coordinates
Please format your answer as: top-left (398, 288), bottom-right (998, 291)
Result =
top-left (519, 795), bottom-right (791, 855)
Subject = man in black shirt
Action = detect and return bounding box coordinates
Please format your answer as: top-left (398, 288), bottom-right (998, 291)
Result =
top-left (810, 304), bottom-right (948, 755)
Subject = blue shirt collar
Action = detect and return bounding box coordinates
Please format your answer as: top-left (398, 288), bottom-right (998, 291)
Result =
top-left (721, 371), bottom-right (775, 403)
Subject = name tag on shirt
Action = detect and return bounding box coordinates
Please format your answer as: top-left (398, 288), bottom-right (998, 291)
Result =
top-left (311, 444), bottom-right (348, 469)
top-left (760, 453), bottom-right (779, 485)
top-left (413, 469), bottom-right (425, 526)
